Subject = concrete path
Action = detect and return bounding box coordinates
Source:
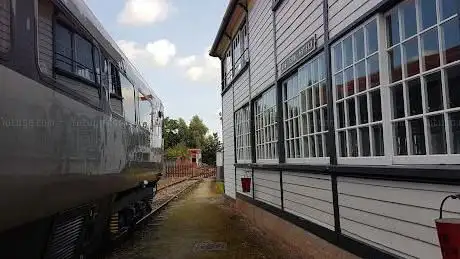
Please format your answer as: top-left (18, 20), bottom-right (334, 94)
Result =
top-left (110, 180), bottom-right (300, 259)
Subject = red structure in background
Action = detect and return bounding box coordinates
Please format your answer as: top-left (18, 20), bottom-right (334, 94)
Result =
top-left (188, 149), bottom-right (201, 168)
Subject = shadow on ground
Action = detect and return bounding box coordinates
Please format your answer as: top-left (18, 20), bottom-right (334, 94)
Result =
top-left (109, 180), bottom-right (300, 259)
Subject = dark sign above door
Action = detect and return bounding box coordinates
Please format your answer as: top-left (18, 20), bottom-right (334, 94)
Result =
top-left (280, 35), bottom-right (317, 75)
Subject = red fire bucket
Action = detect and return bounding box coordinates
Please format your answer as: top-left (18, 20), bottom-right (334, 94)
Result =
top-left (436, 194), bottom-right (460, 259)
top-left (241, 177), bottom-right (251, 193)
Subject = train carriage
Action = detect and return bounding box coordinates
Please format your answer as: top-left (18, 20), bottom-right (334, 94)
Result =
top-left (0, 0), bottom-right (164, 258)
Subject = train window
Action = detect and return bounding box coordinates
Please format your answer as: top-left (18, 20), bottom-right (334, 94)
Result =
top-left (139, 94), bottom-right (152, 129)
top-left (0, 0), bottom-right (11, 54)
top-left (55, 24), bottom-right (73, 73)
top-left (110, 63), bottom-right (121, 96)
top-left (101, 56), bottom-right (109, 88)
top-left (93, 48), bottom-right (101, 84)
top-left (120, 74), bottom-right (136, 124)
top-left (75, 34), bottom-right (95, 81)
top-left (54, 23), bottom-right (96, 82)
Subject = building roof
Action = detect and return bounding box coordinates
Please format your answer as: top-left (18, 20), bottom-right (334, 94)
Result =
top-left (209, 0), bottom-right (241, 57)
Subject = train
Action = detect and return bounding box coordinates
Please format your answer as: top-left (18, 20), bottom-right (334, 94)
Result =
top-left (0, 0), bottom-right (164, 258)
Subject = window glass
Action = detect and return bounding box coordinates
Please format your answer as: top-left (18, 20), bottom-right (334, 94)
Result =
top-left (235, 106), bottom-right (251, 162)
top-left (110, 64), bottom-right (121, 96)
top-left (139, 94), bottom-right (153, 129)
top-left (55, 24), bottom-right (73, 73)
top-left (255, 87), bottom-right (277, 160)
top-left (389, 47), bottom-right (403, 82)
top-left (403, 38), bottom-right (419, 77)
top-left (101, 56), bottom-right (110, 88)
top-left (366, 20), bottom-right (379, 54)
top-left (447, 65), bottom-right (460, 108)
top-left (94, 48), bottom-right (101, 85)
top-left (440, 0), bottom-right (458, 20)
top-left (420, 0), bottom-right (437, 29)
top-left (75, 34), bottom-right (94, 81)
top-left (450, 112), bottom-right (460, 154)
top-left (429, 115), bottom-right (447, 154)
top-left (386, 10), bottom-right (400, 47)
top-left (121, 74), bottom-right (136, 124)
top-left (354, 29), bottom-right (365, 61)
top-left (410, 118), bottom-right (426, 155)
top-left (401, 0), bottom-right (417, 39)
top-left (421, 28), bottom-right (440, 71)
top-left (426, 72), bottom-right (443, 112)
top-left (441, 18), bottom-right (460, 64)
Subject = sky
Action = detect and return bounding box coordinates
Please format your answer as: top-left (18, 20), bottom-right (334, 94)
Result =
top-left (85, 0), bottom-right (227, 137)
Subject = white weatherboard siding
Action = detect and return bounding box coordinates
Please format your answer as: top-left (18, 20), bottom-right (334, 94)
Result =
top-left (283, 172), bottom-right (335, 230)
top-left (236, 168), bottom-right (252, 198)
top-left (253, 170), bottom-right (281, 208)
top-left (38, 0), bottom-right (54, 76)
top-left (222, 90), bottom-right (236, 199)
top-left (338, 177), bottom-right (460, 259)
top-left (248, 0), bottom-right (275, 97)
top-left (328, 0), bottom-right (381, 38)
top-left (233, 68), bottom-right (250, 110)
top-left (275, 0), bottom-right (324, 74)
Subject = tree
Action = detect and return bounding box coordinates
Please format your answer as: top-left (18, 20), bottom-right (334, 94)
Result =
top-left (201, 133), bottom-right (222, 165)
top-left (162, 117), bottom-right (180, 150)
top-left (165, 143), bottom-right (189, 159)
top-left (188, 115), bottom-right (208, 148)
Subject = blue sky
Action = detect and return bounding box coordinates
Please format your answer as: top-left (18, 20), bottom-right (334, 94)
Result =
top-left (85, 0), bottom-right (227, 136)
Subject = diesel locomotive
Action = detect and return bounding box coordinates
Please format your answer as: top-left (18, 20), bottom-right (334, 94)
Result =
top-left (0, 0), bottom-right (164, 258)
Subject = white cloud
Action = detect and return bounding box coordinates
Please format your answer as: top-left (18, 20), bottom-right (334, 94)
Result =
top-left (177, 47), bottom-right (220, 83)
top-left (117, 39), bottom-right (176, 67)
top-left (146, 40), bottom-right (176, 66)
top-left (118, 0), bottom-right (171, 26)
top-left (176, 56), bottom-right (197, 67)
top-left (186, 66), bottom-right (204, 81)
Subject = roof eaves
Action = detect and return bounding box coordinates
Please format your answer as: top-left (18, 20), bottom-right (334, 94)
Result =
top-left (209, 0), bottom-right (240, 57)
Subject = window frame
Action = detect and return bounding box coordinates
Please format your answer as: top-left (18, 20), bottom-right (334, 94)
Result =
top-left (330, 2), bottom-right (460, 166)
top-left (235, 105), bottom-right (252, 163)
top-left (254, 86), bottom-right (278, 163)
top-left (383, 0), bottom-right (460, 165)
top-left (223, 21), bottom-right (249, 90)
top-left (283, 53), bottom-right (330, 165)
top-left (53, 20), bottom-right (98, 87)
top-left (332, 16), bottom-right (392, 166)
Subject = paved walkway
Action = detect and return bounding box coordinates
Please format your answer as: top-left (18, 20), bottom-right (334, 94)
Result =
top-left (110, 180), bottom-right (300, 259)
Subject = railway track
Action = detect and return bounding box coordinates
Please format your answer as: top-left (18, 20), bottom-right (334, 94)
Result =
top-left (103, 178), bottom-right (202, 257)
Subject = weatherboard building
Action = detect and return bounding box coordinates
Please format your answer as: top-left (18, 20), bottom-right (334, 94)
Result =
top-left (210, 0), bottom-right (460, 258)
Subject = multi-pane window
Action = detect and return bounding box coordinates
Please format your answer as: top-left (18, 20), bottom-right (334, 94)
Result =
top-left (283, 54), bottom-right (328, 161)
top-left (332, 19), bottom-right (385, 158)
top-left (0, 0), bottom-right (11, 53)
top-left (387, 0), bottom-right (460, 157)
top-left (255, 87), bottom-right (278, 161)
top-left (55, 23), bottom-right (96, 82)
top-left (234, 23), bottom-right (249, 74)
top-left (223, 23), bottom-right (249, 89)
top-left (224, 49), bottom-right (233, 87)
top-left (235, 106), bottom-right (251, 162)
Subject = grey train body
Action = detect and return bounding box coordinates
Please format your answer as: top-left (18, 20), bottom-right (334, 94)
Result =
top-left (0, 0), bottom-right (164, 258)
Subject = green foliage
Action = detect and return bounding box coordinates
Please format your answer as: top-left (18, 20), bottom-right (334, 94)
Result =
top-left (165, 144), bottom-right (189, 159)
top-left (163, 115), bottom-right (219, 163)
top-left (201, 133), bottom-right (222, 166)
